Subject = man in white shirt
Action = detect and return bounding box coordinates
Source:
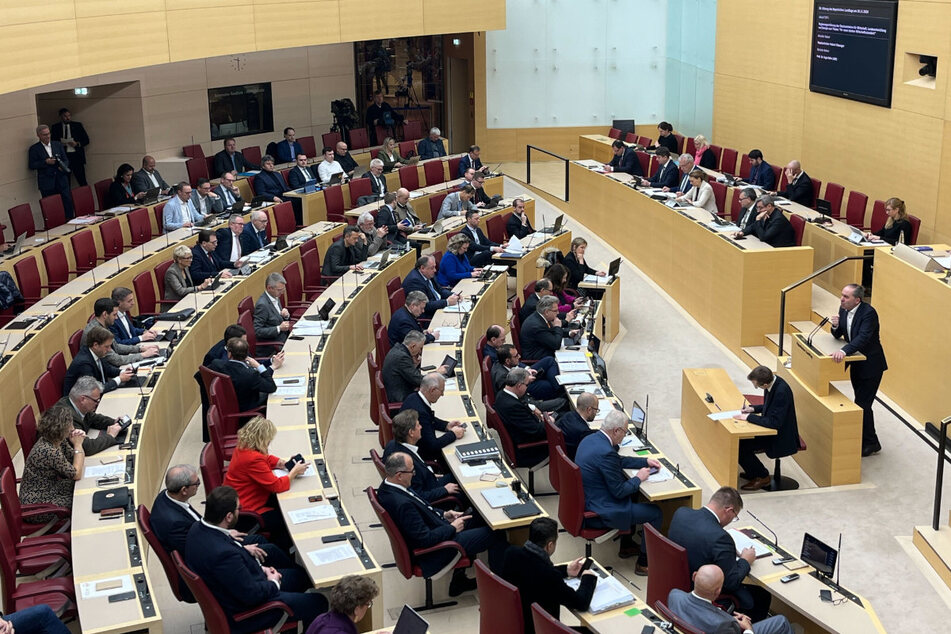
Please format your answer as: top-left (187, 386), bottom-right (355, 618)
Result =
top-left (190, 178), bottom-right (223, 216)
top-left (132, 155), bottom-right (171, 194)
top-left (163, 182), bottom-right (203, 232)
top-left (316, 147), bottom-right (345, 185)
top-left (214, 172), bottom-right (244, 207)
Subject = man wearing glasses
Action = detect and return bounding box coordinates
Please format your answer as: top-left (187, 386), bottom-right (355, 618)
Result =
top-left (735, 187), bottom-right (759, 234)
top-left (51, 376), bottom-right (124, 455)
top-left (214, 171), bottom-right (245, 207)
top-left (668, 487), bottom-right (773, 622)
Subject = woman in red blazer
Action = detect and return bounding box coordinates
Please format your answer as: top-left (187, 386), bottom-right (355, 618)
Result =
top-left (223, 416), bottom-right (308, 552)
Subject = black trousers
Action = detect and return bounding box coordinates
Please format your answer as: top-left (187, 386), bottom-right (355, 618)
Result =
top-left (738, 436), bottom-right (773, 479)
top-left (67, 155), bottom-right (87, 186)
top-left (40, 177), bottom-right (75, 220)
top-left (851, 370), bottom-right (883, 446)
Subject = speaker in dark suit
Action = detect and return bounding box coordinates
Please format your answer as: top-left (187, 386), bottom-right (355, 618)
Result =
top-left (735, 366), bottom-right (799, 489)
top-left (50, 110), bottom-right (90, 186)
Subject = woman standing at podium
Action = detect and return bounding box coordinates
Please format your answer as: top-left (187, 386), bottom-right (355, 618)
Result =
top-left (866, 197), bottom-right (912, 245)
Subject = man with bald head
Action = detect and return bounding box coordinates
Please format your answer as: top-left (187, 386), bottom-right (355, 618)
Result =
top-left (132, 155), bottom-right (171, 194)
top-left (667, 564), bottom-right (792, 634)
top-left (334, 141), bottom-right (358, 177)
top-left (776, 160), bottom-right (814, 207)
top-left (555, 391), bottom-right (598, 459)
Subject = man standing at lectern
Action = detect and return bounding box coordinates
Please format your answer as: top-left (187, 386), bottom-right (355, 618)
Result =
top-left (830, 283), bottom-right (886, 457)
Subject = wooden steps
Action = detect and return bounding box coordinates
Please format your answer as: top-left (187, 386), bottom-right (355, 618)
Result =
top-left (913, 525), bottom-right (951, 591)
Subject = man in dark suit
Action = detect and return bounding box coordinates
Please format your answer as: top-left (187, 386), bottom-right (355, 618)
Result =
top-left (507, 197), bottom-right (534, 239)
top-left (131, 155), bottom-right (171, 194)
top-left (831, 283), bottom-right (887, 456)
top-left (458, 145), bottom-right (487, 177)
top-left (776, 160), bottom-right (813, 206)
top-left (402, 255), bottom-right (460, 320)
top-left (365, 91), bottom-right (401, 144)
top-left (388, 291), bottom-right (435, 346)
top-left (217, 214), bottom-right (247, 264)
top-left (63, 326), bottom-right (135, 395)
top-left (604, 139), bottom-right (642, 177)
top-left (184, 486), bottom-right (326, 633)
top-left (28, 124), bottom-right (74, 219)
top-left (253, 272), bottom-right (291, 354)
top-left (377, 452), bottom-right (505, 595)
top-left (556, 391), bottom-right (598, 459)
top-left (747, 149), bottom-right (775, 190)
top-left (416, 128), bottom-right (447, 160)
top-left (668, 565), bottom-right (792, 634)
top-left (286, 154), bottom-right (317, 189)
top-left (491, 344), bottom-right (563, 407)
top-left (50, 108), bottom-right (90, 186)
top-left (482, 324), bottom-right (505, 364)
top-left (366, 159), bottom-right (387, 198)
top-left (575, 411), bottom-right (662, 569)
top-left (52, 376), bottom-right (123, 456)
top-left (209, 338), bottom-right (280, 412)
top-left (639, 146), bottom-right (678, 189)
top-left (214, 173), bottom-right (244, 208)
top-left (732, 365), bottom-right (800, 490)
top-left (736, 195), bottom-right (795, 247)
top-left (110, 286), bottom-right (158, 346)
top-left (520, 279), bottom-right (552, 323)
top-left (240, 210), bottom-right (270, 254)
top-left (493, 368), bottom-right (551, 467)
top-left (374, 192), bottom-right (403, 243)
top-left (668, 487), bottom-right (772, 622)
top-left (520, 296), bottom-right (579, 361)
top-left (191, 179), bottom-right (224, 216)
top-left (190, 230), bottom-right (234, 284)
top-left (274, 127), bottom-right (303, 164)
top-left (322, 226), bottom-right (364, 276)
top-left (735, 188), bottom-right (759, 234)
top-left (501, 517), bottom-right (597, 634)
top-left (382, 410), bottom-right (461, 503)
top-left (670, 153), bottom-right (695, 195)
top-left (382, 331), bottom-right (426, 403)
top-left (213, 138), bottom-right (258, 176)
top-left (399, 373), bottom-right (465, 461)
top-left (334, 141), bottom-right (359, 178)
top-left (461, 210), bottom-right (505, 267)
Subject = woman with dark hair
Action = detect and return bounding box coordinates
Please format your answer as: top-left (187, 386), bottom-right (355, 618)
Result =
top-left (19, 408), bottom-right (85, 522)
top-left (305, 575), bottom-right (379, 634)
top-left (656, 121), bottom-right (679, 153)
top-left (545, 263), bottom-right (578, 314)
top-left (106, 163), bottom-right (146, 209)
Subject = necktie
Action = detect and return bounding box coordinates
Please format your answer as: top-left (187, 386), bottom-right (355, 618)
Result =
top-left (231, 155), bottom-right (237, 172)
top-left (471, 228), bottom-right (480, 245)
top-left (681, 174), bottom-right (689, 192)
top-left (231, 233), bottom-right (240, 261)
top-left (427, 278), bottom-right (439, 299)
top-left (256, 231), bottom-right (264, 247)
top-left (94, 357), bottom-right (105, 383)
top-left (288, 142), bottom-right (294, 159)
top-left (223, 188), bottom-right (233, 205)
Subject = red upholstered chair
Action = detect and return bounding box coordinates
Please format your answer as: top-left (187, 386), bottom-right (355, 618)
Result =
top-left (321, 131), bottom-right (342, 150)
top-left (33, 371), bottom-right (61, 414)
top-left (653, 600), bottom-right (704, 634)
top-left (643, 522), bottom-right (691, 609)
top-left (237, 309), bottom-right (285, 357)
top-left (349, 128), bottom-right (369, 150)
top-left (366, 486), bottom-right (471, 611)
top-left (729, 189), bottom-right (743, 224)
top-left (374, 126), bottom-right (388, 147)
top-left (99, 217), bottom-right (124, 259)
top-left (635, 151), bottom-right (650, 177)
top-left (172, 551), bottom-right (294, 634)
top-left (385, 275), bottom-right (402, 299)
top-left (132, 271), bottom-right (162, 315)
top-left (399, 164), bottom-right (420, 190)
top-left (608, 128), bottom-right (621, 139)
top-left (136, 505), bottom-right (194, 603)
top-left (624, 132), bottom-right (637, 144)
top-left (46, 352), bottom-right (68, 392)
top-left (822, 182), bottom-right (844, 219)
top-left (323, 184), bottom-right (346, 223)
top-left (182, 144), bottom-right (204, 159)
top-left (544, 420), bottom-right (566, 493)
top-left (8, 203), bottom-right (36, 238)
top-left (475, 560), bottom-right (525, 634)
top-left (481, 355), bottom-right (496, 405)
top-left (93, 179), bottom-right (112, 211)
top-left (673, 133), bottom-right (685, 154)
top-left (423, 159), bottom-right (445, 187)
top-left (300, 249), bottom-right (331, 293)
top-left (205, 401), bottom-right (238, 464)
top-left (773, 165), bottom-right (783, 191)
top-left (0, 511), bottom-right (75, 621)
top-left (866, 199), bottom-right (886, 232)
top-left (185, 157), bottom-right (209, 186)
top-left (369, 449), bottom-right (386, 479)
top-left (272, 202), bottom-right (297, 236)
top-left (0, 439), bottom-right (19, 485)
top-left (399, 140), bottom-right (416, 158)
top-left (388, 287), bottom-right (406, 316)
top-left (348, 178), bottom-right (372, 208)
top-left (13, 256), bottom-right (49, 306)
top-left (366, 352), bottom-right (382, 427)
top-left (555, 446), bottom-right (623, 558)
top-left (281, 262), bottom-right (317, 318)
top-left (403, 120), bottom-right (424, 140)
top-left (67, 329), bottom-right (82, 358)
top-left (845, 191), bottom-right (868, 228)
top-left (908, 214), bottom-right (921, 244)
top-left (710, 181), bottom-right (727, 216)
top-left (475, 334), bottom-right (487, 368)
top-left (720, 148), bottom-right (738, 175)
top-left (154, 260), bottom-right (176, 306)
top-left (789, 214), bottom-right (805, 247)
top-left (39, 196), bottom-right (66, 230)
top-left (374, 326), bottom-right (390, 367)
top-left (484, 397), bottom-right (547, 494)
top-left (487, 214), bottom-right (505, 244)
top-left (69, 230), bottom-right (100, 272)
top-left (16, 405), bottom-right (37, 461)
top-left (809, 177), bottom-right (822, 209)
top-left (739, 153), bottom-right (751, 179)
top-left (0, 468), bottom-right (71, 541)
top-left (531, 603), bottom-right (576, 634)
top-left (377, 403), bottom-right (395, 448)
top-left (448, 156), bottom-right (462, 180)
top-left (241, 146), bottom-right (262, 167)
top-left (522, 279), bottom-right (537, 302)
top-left (153, 202), bottom-right (166, 234)
top-left (71, 185), bottom-right (96, 216)
top-left (647, 155), bottom-right (659, 177)
top-left (298, 135), bottom-right (316, 158)
top-left (41, 242), bottom-right (76, 290)
top-left (429, 193), bottom-right (448, 221)
top-left (685, 136), bottom-right (697, 156)
top-left (708, 144), bottom-right (723, 170)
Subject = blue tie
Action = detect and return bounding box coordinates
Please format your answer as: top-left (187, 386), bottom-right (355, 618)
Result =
top-left (257, 231), bottom-right (264, 247)
top-left (231, 155), bottom-right (237, 171)
top-left (427, 278), bottom-right (438, 299)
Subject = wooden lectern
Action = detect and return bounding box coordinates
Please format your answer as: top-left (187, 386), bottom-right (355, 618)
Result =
top-left (790, 332), bottom-right (865, 396)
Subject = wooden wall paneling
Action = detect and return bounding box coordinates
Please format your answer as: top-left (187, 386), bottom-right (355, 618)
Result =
top-left (890, 1), bottom-right (951, 119)
top-left (76, 13), bottom-right (171, 76)
top-left (712, 74), bottom-right (804, 163)
top-left (252, 2), bottom-right (343, 48)
top-left (0, 21), bottom-right (81, 92)
top-left (340, 0), bottom-right (425, 41)
top-left (167, 8), bottom-right (257, 61)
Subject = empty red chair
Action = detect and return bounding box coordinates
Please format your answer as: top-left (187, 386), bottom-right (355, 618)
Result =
top-left (643, 523), bottom-right (691, 618)
top-left (867, 199), bottom-right (886, 232)
top-left (399, 165), bottom-right (419, 190)
top-left (127, 207), bottom-right (152, 246)
top-left (272, 202), bottom-right (297, 236)
top-left (71, 185), bottom-right (96, 216)
top-left (710, 181), bottom-right (727, 216)
top-left (708, 144), bottom-right (723, 170)
top-left (321, 131), bottom-right (342, 150)
top-left (69, 229), bottom-right (99, 272)
top-left (388, 287), bottom-right (406, 317)
top-left (349, 128), bottom-right (369, 150)
top-left (638, 135), bottom-right (653, 147)
top-left (624, 132), bottom-right (637, 144)
top-left (16, 405), bottom-right (37, 460)
top-left (809, 178), bottom-right (822, 209)
top-left (844, 190), bottom-right (868, 228)
top-left (0, 512), bottom-right (76, 621)
top-left (348, 178), bottom-right (372, 208)
top-left (773, 165), bottom-right (784, 190)
top-left (46, 352), bottom-right (67, 390)
top-left (635, 151), bottom-right (650, 177)
top-left (39, 196), bottom-right (66, 229)
top-left (41, 242), bottom-right (75, 290)
top-left (673, 133), bottom-right (685, 153)
top-left (153, 202), bottom-right (166, 234)
top-left (685, 136), bottom-right (697, 156)
top-left (132, 270), bottom-right (167, 315)
top-left (429, 192), bottom-right (448, 221)
top-left (374, 126), bottom-right (388, 147)
top-left (739, 153), bottom-right (751, 179)
top-left (474, 560), bottom-right (524, 634)
top-left (8, 203), bottom-right (36, 238)
top-left (608, 128), bottom-right (621, 139)
top-left (822, 182), bottom-right (845, 218)
top-left (403, 120), bottom-right (424, 140)
top-left (93, 178), bottom-right (112, 211)
top-left (789, 214), bottom-right (805, 246)
top-left (531, 603), bottom-right (576, 634)
top-left (729, 189), bottom-right (743, 223)
top-left (298, 135), bottom-right (316, 158)
top-left (185, 157), bottom-right (209, 186)
top-left (399, 140), bottom-right (416, 158)
top-left (98, 217), bottom-right (124, 259)
top-left (720, 148), bottom-right (738, 175)
top-left (241, 146), bottom-right (262, 167)
top-left (423, 160), bottom-right (444, 187)
top-left (182, 144), bottom-right (204, 159)
top-left (448, 156), bottom-right (462, 180)
top-left (67, 329), bottom-right (82, 358)
top-left (487, 215), bottom-right (506, 244)
top-left (13, 256), bottom-right (49, 306)
top-left (908, 214), bottom-right (921, 244)
top-left (323, 183), bottom-right (346, 222)
top-left (33, 371), bottom-right (60, 414)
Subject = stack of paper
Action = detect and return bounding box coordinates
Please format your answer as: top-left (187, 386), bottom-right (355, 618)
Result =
top-left (707, 221), bottom-right (740, 233)
top-left (619, 434), bottom-right (645, 450)
top-left (434, 327), bottom-right (461, 343)
top-left (308, 543), bottom-right (357, 567)
top-left (502, 235), bottom-right (524, 255)
top-left (727, 528), bottom-right (772, 557)
top-left (443, 300), bottom-right (473, 313)
top-left (288, 505), bottom-right (337, 525)
top-left (459, 462), bottom-right (501, 478)
top-left (558, 360), bottom-right (589, 373)
top-left (556, 372), bottom-right (595, 386)
top-left (566, 575), bottom-right (634, 614)
top-left (646, 467), bottom-right (674, 483)
top-left (582, 274), bottom-right (613, 285)
top-left (556, 350), bottom-right (587, 363)
top-left (293, 322), bottom-right (326, 337)
top-left (707, 410), bottom-right (742, 421)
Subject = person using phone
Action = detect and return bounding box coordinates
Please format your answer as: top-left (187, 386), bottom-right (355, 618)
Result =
top-left (501, 517), bottom-right (598, 634)
top-left (381, 410), bottom-right (461, 503)
top-left (209, 338), bottom-right (283, 414)
top-left (51, 375), bottom-right (126, 456)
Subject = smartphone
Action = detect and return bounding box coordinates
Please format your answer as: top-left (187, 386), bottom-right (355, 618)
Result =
top-left (640, 626), bottom-right (655, 634)
top-left (308, 495), bottom-right (323, 503)
top-left (580, 557), bottom-right (594, 573)
top-left (321, 534), bottom-right (346, 544)
top-left (648, 466), bottom-right (660, 475)
top-left (819, 589), bottom-right (833, 602)
top-left (772, 556), bottom-right (793, 565)
top-left (108, 591), bottom-right (136, 603)
top-left (780, 573), bottom-right (800, 583)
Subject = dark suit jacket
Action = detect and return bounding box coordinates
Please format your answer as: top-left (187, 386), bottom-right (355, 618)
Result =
top-left (274, 140), bottom-right (303, 164)
top-left (649, 159), bottom-right (680, 189)
top-left (575, 431), bottom-right (648, 529)
top-left (213, 150), bottom-right (256, 176)
top-left (50, 121), bottom-right (89, 166)
top-left (748, 161), bottom-right (775, 189)
top-left (131, 168), bottom-right (169, 194)
top-left (501, 545), bottom-right (596, 634)
top-left (287, 165), bottom-right (317, 189)
top-left (519, 311), bottom-right (565, 361)
top-left (334, 151), bottom-right (358, 175)
top-left (28, 141), bottom-right (68, 192)
top-left (461, 224), bottom-right (497, 255)
top-left (150, 489), bottom-right (201, 554)
top-left (745, 376), bottom-right (800, 459)
top-left (387, 306), bottom-right (433, 347)
top-left (668, 506), bottom-right (750, 595)
top-left (376, 204), bottom-right (403, 242)
top-left (322, 239), bottom-right (357, 276)
top-left (214, 184), bottom-right (244, 207)
top-left (382, 343), bottom-right (422, 402)
top-left (368, 173), bottom-right (387, 197)
top-left (399, 391), bottom-right (453, 461)
top-left (736, 204), bottom-right (758, 234)
top-left (696, 147), bottom-right (717, 169)
top-left (608, 147), bottom-right (642, 177)
top-left (656, 134), bottom-right (679, 154)
top-left (494, 390), bottom-right (546, 460)
top-left (749, 208), bottom-right (795, 247)
top-left (830, 302), bottom-right (888, 379)
top-left (458, 154), bottom-right (483, 177)
top-left (520, 293), bottom-right (541, 324)
top-left (209, 358), bottom-right (276, 412)
top-left (110, 313), bottom-right (145, 346)
top-left (184, 521), bottom-right (279, 618)
top-left (203, 338), bottom-right (229, 368)
top-left (382, 440), bottom-right (454, 503)
top-left (215, 228), bottom-right (244, 264)
top-left (253, 170), bottom-right (287, 200)
top-left (778, 171), bottom-right (814, 207)
top-left (51, 396), bottom-right (117, 456)
top-left (63, 347), bottom-right (119, 396)
top-left (667, 589), bottom-right (743, 634)
top-left (564, 252), bottom-right (595, 289)
top-left (506, 213), bottom-right (534, 239)
top-left (240, 223), bottom-right (268, 253)
top-left (189, 244), bottom-right (228, 284)
top-left (375, 482), bottom-right (457, 577)
top-left (253, 292), bottom-right (287, 345)
top-left (402, 268), bottom-right (450, 319)
top-left (417, 138), bottom-right (446, 160)
top-left (106, 181), bottom-right (137, 208)
top-left (556, 411), bottom-right (595, 460)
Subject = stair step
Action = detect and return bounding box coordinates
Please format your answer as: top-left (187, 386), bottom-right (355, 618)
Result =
top-left (789, 320), bottom-right (820, 334)
top-left (763, 333), bottom-right (792, 356)
top-left (741, 346), bottom-right (777, 369)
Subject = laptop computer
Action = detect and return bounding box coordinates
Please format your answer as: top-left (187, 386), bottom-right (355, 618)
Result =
top-left (139, 187), bottom-right (161, 205)
top-left (250, 195), bottom-right (272, 208)
top-left (392, 605), bottom-right (429, 634)
top-left (230, 201), bottom-right (245, 214)
top-left (2, 232), bottom-right (27, 257)
top-left (539, 214), bottom-right (564, 234)
top-left (481, 194), bottom-right (503, 209)
top-left (815, 199), bottom-right (833, 216)
top-left (327, 172), bottom-right (344, 186)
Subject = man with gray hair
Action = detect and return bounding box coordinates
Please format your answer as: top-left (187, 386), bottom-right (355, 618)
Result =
top-left (519, 295), bottom-right (580, 361)
top-left (733, 194), bottom-right (795, 247)
top-left (388, 289), bottom-right (437, 346)
top-left (417, 127), bottom-right (447, 160)
top-left (366, 158), bottom-right (387, 198)
top-left (575, 410), bottom-right (662, 570)
top-left (51, 376), bottom-right (123, 455)
top-left (382, 330), bottom-right (447, 402)
top-left (493, 367), bottom-right (551, 467)
top-left (667, 152), bottom-right (695, 195)
top-left (356, 211), bottom-right (388, 259)
top-left (28, 123), bottom-right (74, 218)
top-left (399, 372), bottom-right (466, 461)
top-left (254, 272), bottom-right (290, 354)
top-left (382, 409), bottom-right (461, 502)
top-left (240, 209), bottom-right (270, 253)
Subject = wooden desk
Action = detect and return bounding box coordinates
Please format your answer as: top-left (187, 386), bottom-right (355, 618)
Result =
top-left (578, 135), bottom-right (629, 164)
top-left (345, 173), bottom-right (505, 224)
top-left (578, 276), bottom-right (620, 342)
top-left (567, 162), bottom-right (813, 357)
top-left (494, 230), bottom-right (573, 302)
top-left (408, 195), bottom-right (534, 256)
top-left (680, 368), bottom-right (777, 487)
top-left (566, 560), bottom-right (671, 633)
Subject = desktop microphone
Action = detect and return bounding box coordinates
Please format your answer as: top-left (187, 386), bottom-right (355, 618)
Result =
top-left (835, 532), bottom-right (842, 587)
top-left (91, 268), bottom-right (97, 287)
top-left (704, 393), bottom-right (721, 411)
top-left (643, 394), bottom-right (649, 442)
top-left (746, 509), bottom-right (778, 548)
top-left (806, 316), bottom-right (830, 346)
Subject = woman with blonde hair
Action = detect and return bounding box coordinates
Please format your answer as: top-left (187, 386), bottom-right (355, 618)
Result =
top-left (693, 134), bottom-right (717, 169)
top-left (564, 237), bottom-right (606, 289)
top-left (165, 244), bottom-right (210, 301)
top-left (305, 575), bottom-right (380, 634)
top-left (378, 137), bottom-right (413, 172)
top-left (867, 197), bottom-right (912, 245)
top-left (436, 233), bottom-right (482, 286)
top-left (676, 169), bottom-right (718, 216)
top-left (19, 407), bottom-right (86, 522)
top-left (223, 416), bottom-right (308, 551)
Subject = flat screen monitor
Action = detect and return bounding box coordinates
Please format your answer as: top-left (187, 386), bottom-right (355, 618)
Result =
top-left (612, 119), bottom-right (636, 136)
top-left (209, 82), bottom-right (274, 141)
top-left (808, 1), bottom-right (899, 107)
top-left (800, 532), bottom-right (837, 577)
top-left (629, 400), bottom-right (646, 434)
